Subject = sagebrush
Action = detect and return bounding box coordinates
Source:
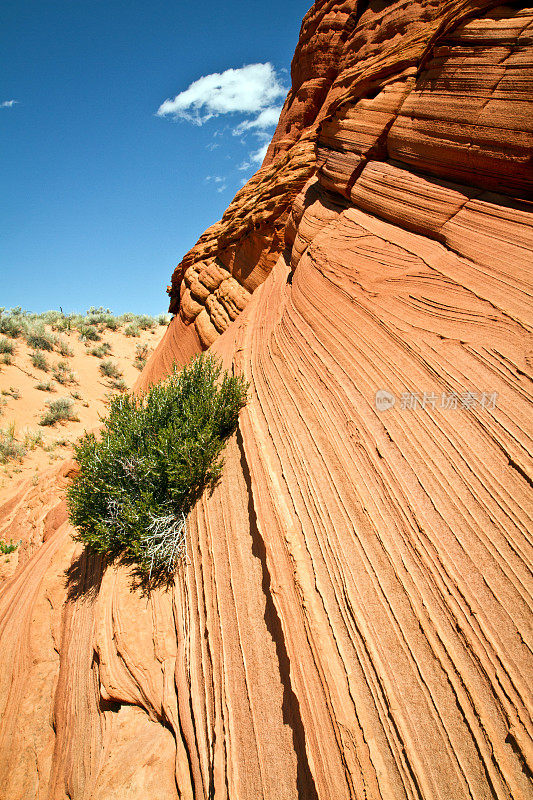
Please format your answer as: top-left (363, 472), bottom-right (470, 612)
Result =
top-left (67, 354), bottom-right (248, 583)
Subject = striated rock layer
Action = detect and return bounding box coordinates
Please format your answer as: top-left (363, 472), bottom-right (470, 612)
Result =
top-left (1, 2), bottom-right (532, 799)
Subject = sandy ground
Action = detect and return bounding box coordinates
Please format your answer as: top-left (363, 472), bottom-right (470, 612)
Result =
top-left (0, 322), bottom-right (168, 505)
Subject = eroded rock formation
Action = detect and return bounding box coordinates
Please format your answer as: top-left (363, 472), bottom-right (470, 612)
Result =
top-left (1, 2), bottom-right (532, 798)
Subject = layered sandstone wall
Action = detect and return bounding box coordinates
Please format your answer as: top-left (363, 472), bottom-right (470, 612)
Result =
top-left (1, 2), bottom-right (532, 799)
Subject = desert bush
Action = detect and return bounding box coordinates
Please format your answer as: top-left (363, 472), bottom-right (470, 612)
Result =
top-left (36, 380), bottom-right (55, 392)
top-left (2, 387), bottom-right (21, 399)
top-left (0, 310), bottom-right (25, 339)
top-left (0, 354), bottom-right (12, 366)
top-left (107, 378), bottom-right (127, 393)
top-left (67, 354), bottom-right (248, 583)
top-left (26, 324), bottom-right (56, 351)
top-left (134, 343), bottom-right (151, 371)
top-left (53, 361), bottom-right (78, 385)
top-left (85, 306), bottom-right (114, 326)
top-left (41, 310), bottom-right (63, 326)
top-left (99, 360), bottom-right (122, 379)
top-left (23, 427), bottom-right (43, 450)
top-left (0, 427), bottom-right (26, 464)
top-left (124, 324), bottom-right (139, 337)
top-left (89, 342), bottom-right (112, 358)
top-left (137, 315), bottom-right (155, 330)
top-left (0, 538), bottom-right (20, 555)
top-left (0, 338), bottom-right (15, 355)
top-left (31, 351), bottom-right (49, 371)
top-left (157, 314), bottom-right (171, 326)
top-left (78, 325), bottom-right (101, 342)
top-left (39, 397), bottom-right (78, 426)
top-left (56, 337), bottom-right (74, 357)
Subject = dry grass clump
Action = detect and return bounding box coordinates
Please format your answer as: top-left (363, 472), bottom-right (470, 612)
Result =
top-left (31, 351), bottom-right (50, 371)
top-left (99, 360), bottom-right (122, 379)
top-left (39, 397), bottom-right (78, 426)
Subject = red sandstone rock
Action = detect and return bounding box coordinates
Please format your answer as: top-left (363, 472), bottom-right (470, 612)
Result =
top-left (1, 2), bottom-right (532, 798)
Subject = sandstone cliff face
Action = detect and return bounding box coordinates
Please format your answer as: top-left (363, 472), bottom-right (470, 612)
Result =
top-left (1, 2), bottom-right (532, 799)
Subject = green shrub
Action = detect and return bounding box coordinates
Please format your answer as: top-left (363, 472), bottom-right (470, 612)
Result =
top-left (36, 380), bottom-right (55, 392)
top-left (39, 397), bottom-right (78, 426)
top-left (134, 343), bottom-right (151, 371)
top-left (26, 324), bottom-right (56, 351)
top-left (67, 354), bottom-right (248, 583)
top-left (124, 324), bottom-right (140, 337)
top-left (78, 325), bottom-right (101, 342)
top-left (0, 314), bottom-right (24, 338)
top-left (137, 315), bottom-right (155, 330)
top-left (0, 354), bottom-right (13, 366)
top-left (31, 351), bottom-right (49, 371)
top-left (157, 314), bottom-right (170, 326)
top-left (0, 539), bottom-right (20, 555)
top-left (99, 360), bottom-right (122, 379)
top-left (0, 338), bottom-right (15, 355)
top-left (56, 337), bottom-right (74, 357)
top-left (89, 342), bottom-right (112, 358)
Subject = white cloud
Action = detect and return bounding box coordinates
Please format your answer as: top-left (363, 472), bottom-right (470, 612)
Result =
top-left (205, 175), bottom-right (227, 192)
top-left (1, 100), bottom-right (18, 109)
top-left (250, 143), bottom-right (269, 164)
top-left (157, 63), bottom-right (286, 126)
top-left (233, 106), bottom-right (282, 136)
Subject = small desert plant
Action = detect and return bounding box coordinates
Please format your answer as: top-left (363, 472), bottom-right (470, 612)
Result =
top-left (134, 343), bottom-right (151, 371)
top-left (0, 427), bottom-right (26, 464)
top-left (99, 360), bottom-right (122, 379)
top-left (0, 313), bottom-right (24, 338)
top-left (105, 317), bottom-right (119, 330)
top-left (89, 342), bottom-right (112, 358)
top-left (2, 386), bottom-right (21, 399)
top-left (23, 427), bottom-right (43, 450)
top-left (137, 315), bottom-right (155, 330)
top-left (78, 325), bottom-right (101, 342)
top-left (0, 338), bottom-right (15, 355)
top-left (124, 324), bottom-right (139, 337)
top-left (157, 314), bottom-right (171, 326)
top-left (0, 354), bottom-right (12, 366)
top-left (26, 324), bottom-right (56, 351)
top-left (0, 538), bottom-right (20, 555)
top-left (31, 351), bottom-right (50, 371)
top-left (70, 391), bottom-right (82, 400)
top-left (39, 397), bottom-right (78, 426)
top-left (56, 337), bottom-right (74, 357)
top-left (53, 361), bottom-right (78, 385)
top-left (67, 354), bottom-right (248, 583)
top-left (108, 378), bottom-right (127, 393)
top-left (36, 380), bottom-right (55, 392)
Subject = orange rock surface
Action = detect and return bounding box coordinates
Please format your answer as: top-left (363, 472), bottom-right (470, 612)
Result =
top-left (1, 2), bottom-right (532, 798)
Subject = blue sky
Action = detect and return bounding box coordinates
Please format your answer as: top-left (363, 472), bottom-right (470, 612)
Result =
top-left (1, 0), bottom-right (310, 314)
